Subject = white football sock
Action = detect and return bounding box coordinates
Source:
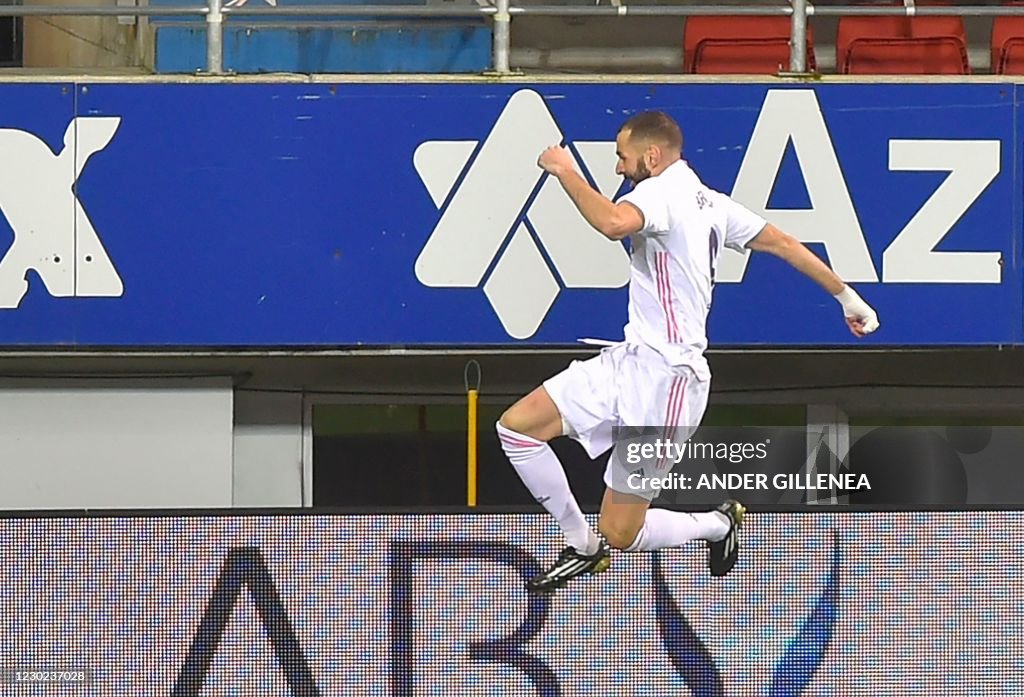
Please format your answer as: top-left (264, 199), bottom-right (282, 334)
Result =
top-left (497, 422), bottom-right (600, 555)
top-left (624, 508), bottom-right (729, 552)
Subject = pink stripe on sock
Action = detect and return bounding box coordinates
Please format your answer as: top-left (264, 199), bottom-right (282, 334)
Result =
top-left (500, 434), bottom-right (541, 449)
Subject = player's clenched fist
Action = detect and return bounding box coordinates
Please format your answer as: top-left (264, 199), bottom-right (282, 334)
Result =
top-left (537, 145), bottom-right (574, 177)
top-left (834, 285), bottom-right (879, 337)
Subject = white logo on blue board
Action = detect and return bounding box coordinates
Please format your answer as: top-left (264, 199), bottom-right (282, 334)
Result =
top-left (0, 117), bottom-right (124, 309)
top-left (413, 89), bottom-right (630, 340)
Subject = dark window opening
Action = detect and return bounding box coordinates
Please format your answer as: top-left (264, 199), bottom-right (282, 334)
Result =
top-left (312, 402), bottom-right (806, 508)
top-left (0, 18), bottom-right (22, 67)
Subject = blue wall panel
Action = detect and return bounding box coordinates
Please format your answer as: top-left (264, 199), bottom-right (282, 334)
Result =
top-left (0, 81), bottom-right (1017, 347)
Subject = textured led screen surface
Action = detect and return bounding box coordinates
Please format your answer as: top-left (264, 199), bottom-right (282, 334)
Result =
top-left (0, 512), bottom-right (1019, 695)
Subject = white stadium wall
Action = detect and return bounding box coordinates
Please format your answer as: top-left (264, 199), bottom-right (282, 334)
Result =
top-left (232, 389), bottom-right (304, 507)
top-left (0, 378), bottom-right (311, 509)
top-left (0, 378), bottom-right (234, 509)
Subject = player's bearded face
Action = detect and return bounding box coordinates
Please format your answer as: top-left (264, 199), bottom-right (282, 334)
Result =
top-left (615, 130), bottom-right (651, 186)
top-left (617, 152), bottom-right (651, 186)
top-left (628, 158), bottom-right (652, 184)
top-left (621, 142), bottom-right (653, 184)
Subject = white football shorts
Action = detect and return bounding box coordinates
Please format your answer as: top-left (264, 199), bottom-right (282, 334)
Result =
top-left (543, 341), bottom-right (710, 500)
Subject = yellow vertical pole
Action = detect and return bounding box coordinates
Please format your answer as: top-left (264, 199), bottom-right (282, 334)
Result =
top-left (467, 387), bottom-right (478, 506)
top-left (465, 360), bottom-right (481, 507)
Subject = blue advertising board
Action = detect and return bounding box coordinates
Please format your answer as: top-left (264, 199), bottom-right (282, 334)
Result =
top-left (0, 81), bottom-right (1017, 347)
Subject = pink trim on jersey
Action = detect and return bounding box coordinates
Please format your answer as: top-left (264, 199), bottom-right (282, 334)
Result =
top-left (657, 374), bottom-right (688, 469)
top-left (656, 376), bottom-right (680, 468)
top-left (665, 374), bottom-right (687, 442)
top-left (656, 252), bottom-right (681, 344)
top-left (655, 252), bottom-right (672, 342)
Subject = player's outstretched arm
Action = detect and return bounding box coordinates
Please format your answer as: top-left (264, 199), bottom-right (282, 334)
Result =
top-left (536, 145), bottom-right (642, 240)
top-left (746, 223), bottom-right (879, 337)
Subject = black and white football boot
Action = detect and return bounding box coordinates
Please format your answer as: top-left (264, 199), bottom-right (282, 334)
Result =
top-left (708, 499), bottom-right (745, 577)
top-left (526, 538), bottom-right (612, 595)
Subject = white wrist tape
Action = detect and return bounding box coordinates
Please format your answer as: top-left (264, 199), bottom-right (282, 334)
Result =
top-left (833, 285), bottom-right (861, 311)
top-left (833, 284), bottom-right (879, 333)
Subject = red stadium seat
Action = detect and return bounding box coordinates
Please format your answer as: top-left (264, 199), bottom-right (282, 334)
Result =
top-left (838, 12), bottom-right (969, 74)
top-left (683, 16), bottom-right (816, 74)
top-left (992, 4), bottom-right (1024, 73)
top-left (837, 16), bottom-right (906, 66)
top-left (844, 37), bottom-right (969, 74)
top-left (998, 38), bottom-right (1024, 72)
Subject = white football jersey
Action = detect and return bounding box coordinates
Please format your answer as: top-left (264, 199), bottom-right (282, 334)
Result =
top-left (618, 159), bottom-right (767, 381)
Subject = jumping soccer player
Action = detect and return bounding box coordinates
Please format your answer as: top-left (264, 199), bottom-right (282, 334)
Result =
top-left (496, 111), bottom-right (879, 594)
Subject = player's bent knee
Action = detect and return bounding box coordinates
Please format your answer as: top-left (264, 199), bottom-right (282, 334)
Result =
top-left (598, 518), bottom-right (641, 550)
top-left (498, 392), bottom-right (562, 442)
top-left (497, 407), bottom-right (528, 436)
top-left (497, 407), bottom-right (516, 431)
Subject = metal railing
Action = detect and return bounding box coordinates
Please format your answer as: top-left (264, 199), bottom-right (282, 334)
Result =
top-left (4, 1), bottom-right (1024, 75)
